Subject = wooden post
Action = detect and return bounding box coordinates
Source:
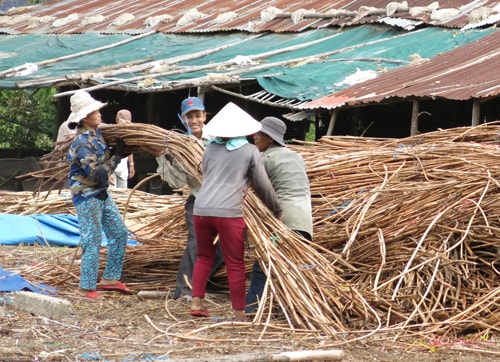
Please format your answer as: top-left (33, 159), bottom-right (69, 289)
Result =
top-left (326, 110), bottom-right (337, 136)
top-left (471, 99), bottom-right (481, 126)
top-left (410, 100), bottom-right (419, 136)
top-left (197, 85), bottom-right (209, 103)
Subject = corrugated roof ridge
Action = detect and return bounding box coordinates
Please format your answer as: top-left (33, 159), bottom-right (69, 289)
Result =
top-left (1, 0), bottom-right (499, 34)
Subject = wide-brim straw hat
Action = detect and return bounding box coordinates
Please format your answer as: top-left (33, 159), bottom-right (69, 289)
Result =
top-left (260, 116), bottom-right (286, 146)
top-left (203, 102), bottom-right (261, 138)
top-left (66, 90), bottom-right (107, 124)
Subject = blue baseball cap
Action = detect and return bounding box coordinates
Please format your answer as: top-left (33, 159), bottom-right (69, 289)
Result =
top-left (181, 97), bottom-right (205, 116)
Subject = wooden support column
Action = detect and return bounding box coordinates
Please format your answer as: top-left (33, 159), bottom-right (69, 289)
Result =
top-left (410, 100), bottom-right (419, 136)
top-left (326, 110), bottom-right (337, 136)
top-left (471, 99), bottom-right (481, 126)
top-left (197, 86), bottom-right (209, 103)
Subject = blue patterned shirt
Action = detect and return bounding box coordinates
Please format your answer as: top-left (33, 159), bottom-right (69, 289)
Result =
top-left (67, 128), bottom-right (120, 205)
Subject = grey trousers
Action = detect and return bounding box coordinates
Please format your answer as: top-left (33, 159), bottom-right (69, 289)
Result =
top-left (173, 195), bottom-right (224, 299)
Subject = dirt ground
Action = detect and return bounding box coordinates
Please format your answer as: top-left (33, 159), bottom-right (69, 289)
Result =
top-left (1, 245), bottom-right (499, 362)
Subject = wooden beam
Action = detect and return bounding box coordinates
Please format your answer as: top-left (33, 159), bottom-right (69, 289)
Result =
top-left (165, 349), bottom-right (344, 361)
top-left (326, 110), bottom-right (337, 136)
top-left (410, 100), bottom-right (419, 136)
top-left (471, 98), bottom-right (481, 126)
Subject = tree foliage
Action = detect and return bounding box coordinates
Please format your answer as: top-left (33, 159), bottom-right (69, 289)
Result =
top-left (0, 88), bottom-right (57, 150)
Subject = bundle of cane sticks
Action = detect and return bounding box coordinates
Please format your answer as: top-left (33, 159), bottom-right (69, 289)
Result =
top-left (23, 123), bottom-right (204, 194)
top-left (291, 122), bottom-right (500, 337)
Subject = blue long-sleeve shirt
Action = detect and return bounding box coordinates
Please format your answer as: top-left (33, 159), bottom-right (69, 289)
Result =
top-left (67, 128), bottom-right (120, 205)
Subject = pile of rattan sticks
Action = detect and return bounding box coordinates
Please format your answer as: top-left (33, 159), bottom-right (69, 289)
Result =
top-left (15, 121), bottom-right (500, 338)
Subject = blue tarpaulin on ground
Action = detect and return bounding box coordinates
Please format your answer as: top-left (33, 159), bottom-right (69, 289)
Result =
top-left (0, 265), bottom-right (55, 295)
top-left (0, 213), bottom-right (138, 246)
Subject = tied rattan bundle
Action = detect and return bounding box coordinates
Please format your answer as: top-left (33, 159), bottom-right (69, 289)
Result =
top-left (98, 123), bottom-right (205, 184)
top-left (21, 123), bottom-right (204, 195)
top-left (244, 192), bottom-right (378, 335)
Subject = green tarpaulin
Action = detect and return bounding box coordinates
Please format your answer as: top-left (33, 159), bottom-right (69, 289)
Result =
top-left (0, 25), bottom-right (495, 100)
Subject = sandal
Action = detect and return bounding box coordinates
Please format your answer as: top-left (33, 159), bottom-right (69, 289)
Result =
top-left (98, 281), bottom-right (133, 294)
top-left (190, 307), bottom-right (210, 318)
top-left (77, 290), bottom-right (100, 299)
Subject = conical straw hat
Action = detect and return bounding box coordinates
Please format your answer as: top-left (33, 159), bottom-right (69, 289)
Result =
top-left (203, 102), bottom-right (261, 138)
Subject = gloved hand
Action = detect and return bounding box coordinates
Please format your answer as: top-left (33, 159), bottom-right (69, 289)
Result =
top-left (112, 136), bottom-right (130, 158)
top-left (164, 153), bottom-right (175, 163)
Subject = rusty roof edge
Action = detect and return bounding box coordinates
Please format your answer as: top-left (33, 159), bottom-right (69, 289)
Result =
top-left (297, 30), bottom-right (500, 112)
top-left (211, 85), bottom-right (307, 110)
top-left (1, 0), bottom-right (500, 33)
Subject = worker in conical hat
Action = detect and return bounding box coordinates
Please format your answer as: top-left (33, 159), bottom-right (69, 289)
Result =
top-left (190, 102), bottom-right (282, 321)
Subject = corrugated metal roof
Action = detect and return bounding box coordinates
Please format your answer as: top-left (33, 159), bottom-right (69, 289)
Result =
top-left (0, 0), bottom-right (498, 114)
top-left (1, 0), bottom-right (499, 34)
top-left (299, 30), bottom-right (500, 110)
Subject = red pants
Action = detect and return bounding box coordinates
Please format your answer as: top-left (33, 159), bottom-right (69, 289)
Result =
top-left (192, 216), bottom-right (246, 310)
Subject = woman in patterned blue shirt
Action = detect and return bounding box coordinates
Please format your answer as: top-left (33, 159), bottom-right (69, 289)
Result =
top-left (66, 90), bottom-right (131, 299)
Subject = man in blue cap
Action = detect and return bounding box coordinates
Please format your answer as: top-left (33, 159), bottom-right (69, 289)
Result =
top-left (178, 96), bottom-right (205, 138)
top-left (156, 96), bottom-right (224, 301)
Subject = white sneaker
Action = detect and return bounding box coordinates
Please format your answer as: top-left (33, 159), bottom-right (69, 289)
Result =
top-left (176, 294), bottom-right (192, 303)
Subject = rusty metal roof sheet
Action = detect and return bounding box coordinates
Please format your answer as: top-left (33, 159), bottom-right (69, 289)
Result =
top-left (299, 30), bottom-right (500, 110)
top-left (1, 0), bottom-right (499, 34)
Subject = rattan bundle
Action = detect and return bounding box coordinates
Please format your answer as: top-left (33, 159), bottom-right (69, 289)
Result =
top-left (21, 123), bottom-right (204, 194)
